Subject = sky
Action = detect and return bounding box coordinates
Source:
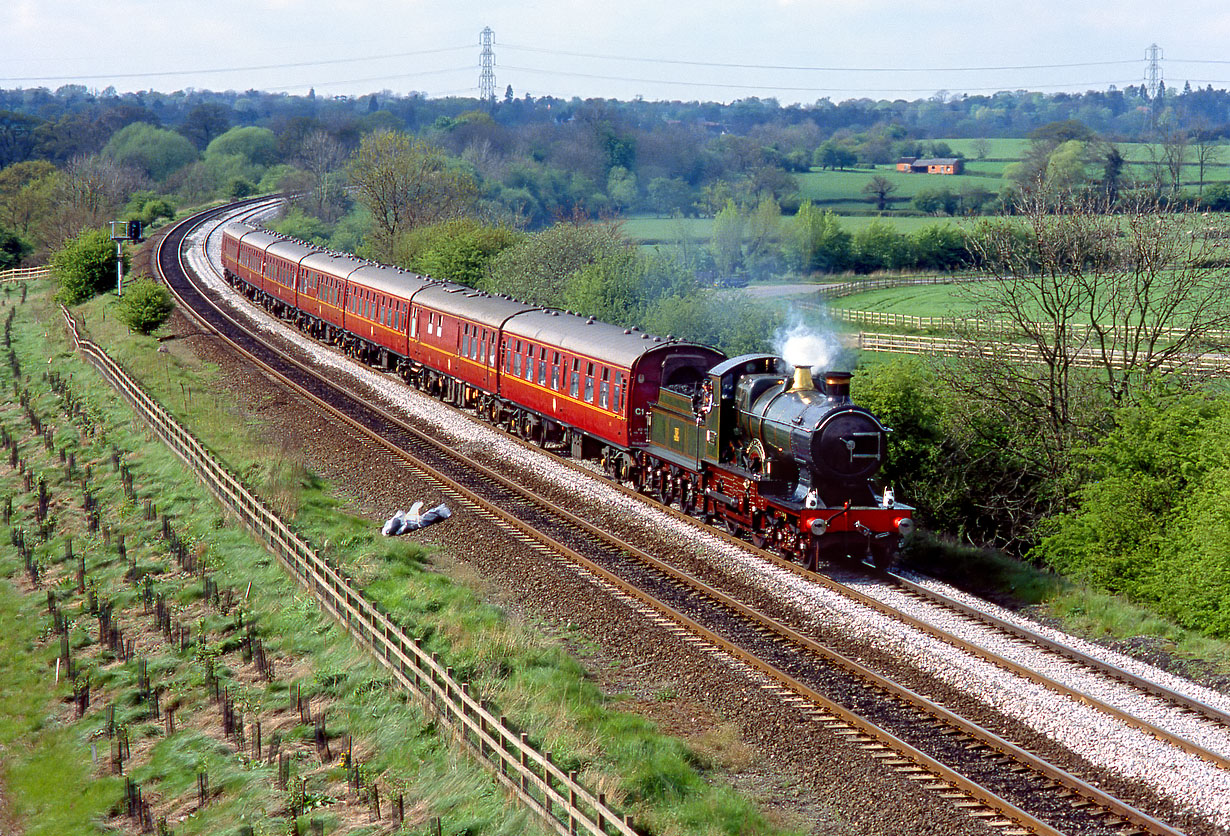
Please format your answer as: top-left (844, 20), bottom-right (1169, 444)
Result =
top-left (5, 0), bottom-right (1230, 105)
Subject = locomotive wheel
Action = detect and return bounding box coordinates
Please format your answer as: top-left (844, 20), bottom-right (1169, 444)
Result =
top-left (678, 480), bottom-right (696, 514)
top-left (657, 471), bottom-right (676, 505)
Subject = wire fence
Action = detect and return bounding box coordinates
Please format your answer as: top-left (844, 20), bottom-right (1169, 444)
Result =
top-left (61, 306), bottom-right (639, 836)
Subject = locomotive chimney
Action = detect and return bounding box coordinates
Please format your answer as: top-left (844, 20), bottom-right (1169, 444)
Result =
top-left (824, 371), bottom-right (853, 403)
top-left (790, 365), bottom-right (816, 392)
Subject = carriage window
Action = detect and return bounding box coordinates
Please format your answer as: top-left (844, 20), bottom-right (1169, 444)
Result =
top-left (462, 324), bottom-right (470, 358)
top-left (513, 351), bottom-right (521, 376)
top-left (613, 372), bottom-right (624, 412)
top-left (538, 354), bottom-right (547, 385)
top-left (411, 309), bottom-right (418, 337)
top-left (525, 346), bottom-right (535, 381)
top-left (551, 352), bottom-right (560, 390)
top-left (584, 375), bottom-right (594, 403)
top-left (570, 358), bottom-right (580, 397)
top-left (488, 332), bottom-right (497, 366)
top-left (600, 368), bottom-right (610, 409)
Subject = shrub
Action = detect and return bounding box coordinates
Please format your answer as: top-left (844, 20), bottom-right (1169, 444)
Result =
top-left (117, 278), bottom-right (174, 334)
top-left (52, 227), bottom-right (126, 304)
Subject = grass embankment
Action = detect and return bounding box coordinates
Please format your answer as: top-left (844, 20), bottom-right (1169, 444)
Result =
top-left (0, 280), bottom-right (801, 835)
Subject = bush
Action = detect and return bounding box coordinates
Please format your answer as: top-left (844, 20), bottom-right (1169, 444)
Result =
top-left (52, 228), bottom-right (126, 304)
top-left (117, 278), bottom-right (174, 334)
top-left (0, 226), bottom-right (32, 270)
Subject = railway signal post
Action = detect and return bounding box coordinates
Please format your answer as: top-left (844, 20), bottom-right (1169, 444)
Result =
top-left (109, 220), bottom-right (142, 296)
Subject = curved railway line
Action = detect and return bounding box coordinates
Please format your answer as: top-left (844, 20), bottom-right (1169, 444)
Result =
top-left (144, 201), bottom-right (1229, 836)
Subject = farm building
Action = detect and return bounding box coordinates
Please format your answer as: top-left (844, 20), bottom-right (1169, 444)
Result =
top-left (894, 157), bottom-right (964, 174)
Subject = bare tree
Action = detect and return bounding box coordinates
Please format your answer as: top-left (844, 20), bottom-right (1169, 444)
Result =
top-left (861, 175), bottom-right (898, 211)
top-left (1192, 126), bottom-right (1222, 195)
top-left (348, 130), bottom-right (478, 259)
top-left (1148, 117), bottom-right (1189, 195)
top-left (297, 130), bottom-right (345, 221)
top-left (956, 187), bottom-right (1230, 475)
top-left (46, 155), bottom-right (143, 248)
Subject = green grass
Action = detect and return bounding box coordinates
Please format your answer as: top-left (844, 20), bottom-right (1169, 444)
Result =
top-left (798, 169), bottom-right (997, 204)
top-left (623, 213), bottom-right (968, 246)
top-left (932, 137), bottom-right (1032, 160)
top-left (0, 277), bottom-right (812, 835)
top-left (827, 282), bottom-right (983, 319)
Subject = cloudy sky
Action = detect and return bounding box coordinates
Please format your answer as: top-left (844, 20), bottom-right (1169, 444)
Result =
top-left (4, 0), bottom-right (1230, 104)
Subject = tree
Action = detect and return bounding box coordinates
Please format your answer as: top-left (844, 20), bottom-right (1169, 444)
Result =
top-left (787, 201), bottom-right (850, 273)
top-left (116, 277), bottom-right (174, 334)
top-left (913, 187), bottom-right (960, 216)
top-left (814, 141), bottom-right (856, 171)
top-left (348, 130), bottom-right (478, 259)
top-left (205, 126), bottom-right (279, 167)
top-left (52, 226), bottom-right (127, 304)
top-left (606, 166), bottom-right (638, 211)
top-left (0, 225), bottom-right (31, 269)
top-left (1192, 128), bottom-right (1221, 195)
top-left (861, 175), bottom-right (897, 211)
top-left (646, 177), bottom-right (693, 217)
top-left (296, 130), bottom-right (345, 221)
top-left (47, 155), bottom-right (142, 248)
top-left (102, 122), bottom-right (197, 181)
top-left (710, 199), bottom-right (745, 277)
top-left (956, 189), bottom-right (1230, 486)
top-left (0, 160), bottom-right (57, 237)
top-left (482, 220), bottom-right (628, 306)
top-left (178, 103), bottom-right (231, 149)
top-left (392, 218), bottom-right (520, 287)
top-left (850, 221), bottom-right (909, 273)
top-left (0, 110), bottom-right (42, 168)
top-left (1155, 119), bottom-right (1189, 194)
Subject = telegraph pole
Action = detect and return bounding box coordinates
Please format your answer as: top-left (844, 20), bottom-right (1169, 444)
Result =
top-left (108, 220), bottom-right (142, 296)
top-left (479, 27), bottom-right (496, 108)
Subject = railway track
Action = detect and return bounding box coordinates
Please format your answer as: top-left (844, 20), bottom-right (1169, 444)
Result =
top-left (148, 202), bottom-right (1220, 836)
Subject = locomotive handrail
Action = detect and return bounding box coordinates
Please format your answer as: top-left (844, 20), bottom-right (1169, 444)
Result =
top-left (61, 304), bottom-right (638, 836)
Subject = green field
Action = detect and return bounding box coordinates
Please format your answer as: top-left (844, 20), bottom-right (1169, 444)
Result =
top-left (620, 134), bottom-right (1230, 247)
top-left (623, 213), bottom-right (967, 245)
top-left (797, 167), bottom-right (1000, 205)
top-left (829, 283), bottom-right (982, 318)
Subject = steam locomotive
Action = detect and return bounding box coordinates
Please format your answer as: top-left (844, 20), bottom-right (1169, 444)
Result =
top-left (221, 222), bottom-right (913, 568)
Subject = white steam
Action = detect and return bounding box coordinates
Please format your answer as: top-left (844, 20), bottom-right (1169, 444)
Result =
top-left (775, 321), bottom-right (840, 372)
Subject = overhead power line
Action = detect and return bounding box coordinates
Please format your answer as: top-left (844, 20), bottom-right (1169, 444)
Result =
top-left (264, 66), bottom-right (474, 93)
top-left (0, 45), bottom-right (473, 84)
top-left (499, 43), bottom-right (1140, 73)
top-left (500, 64), bottom-right (1139, 95)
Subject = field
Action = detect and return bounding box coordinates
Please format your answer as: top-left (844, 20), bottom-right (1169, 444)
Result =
top-left (796, 168), bottom-right (1001, 208)
top-left (829, 283), bottom-right (982, 319)
top-left (621, 135), bottom-right (1230, 247)
top-left (623, 213), bottom-right (967, 246)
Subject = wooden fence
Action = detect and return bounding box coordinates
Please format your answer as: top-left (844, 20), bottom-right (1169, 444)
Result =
top-left (0, 266), bottom-right (51, 283)
top-left (857, 331), bottom-right (1230, 374)
top-left (61, 306), bottom-right (638, 836)
top-left (813, 273), bottom-right (985, 301)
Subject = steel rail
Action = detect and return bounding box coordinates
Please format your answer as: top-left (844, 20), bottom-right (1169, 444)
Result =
top-left (161, 203), bottom-right (1189, 836)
